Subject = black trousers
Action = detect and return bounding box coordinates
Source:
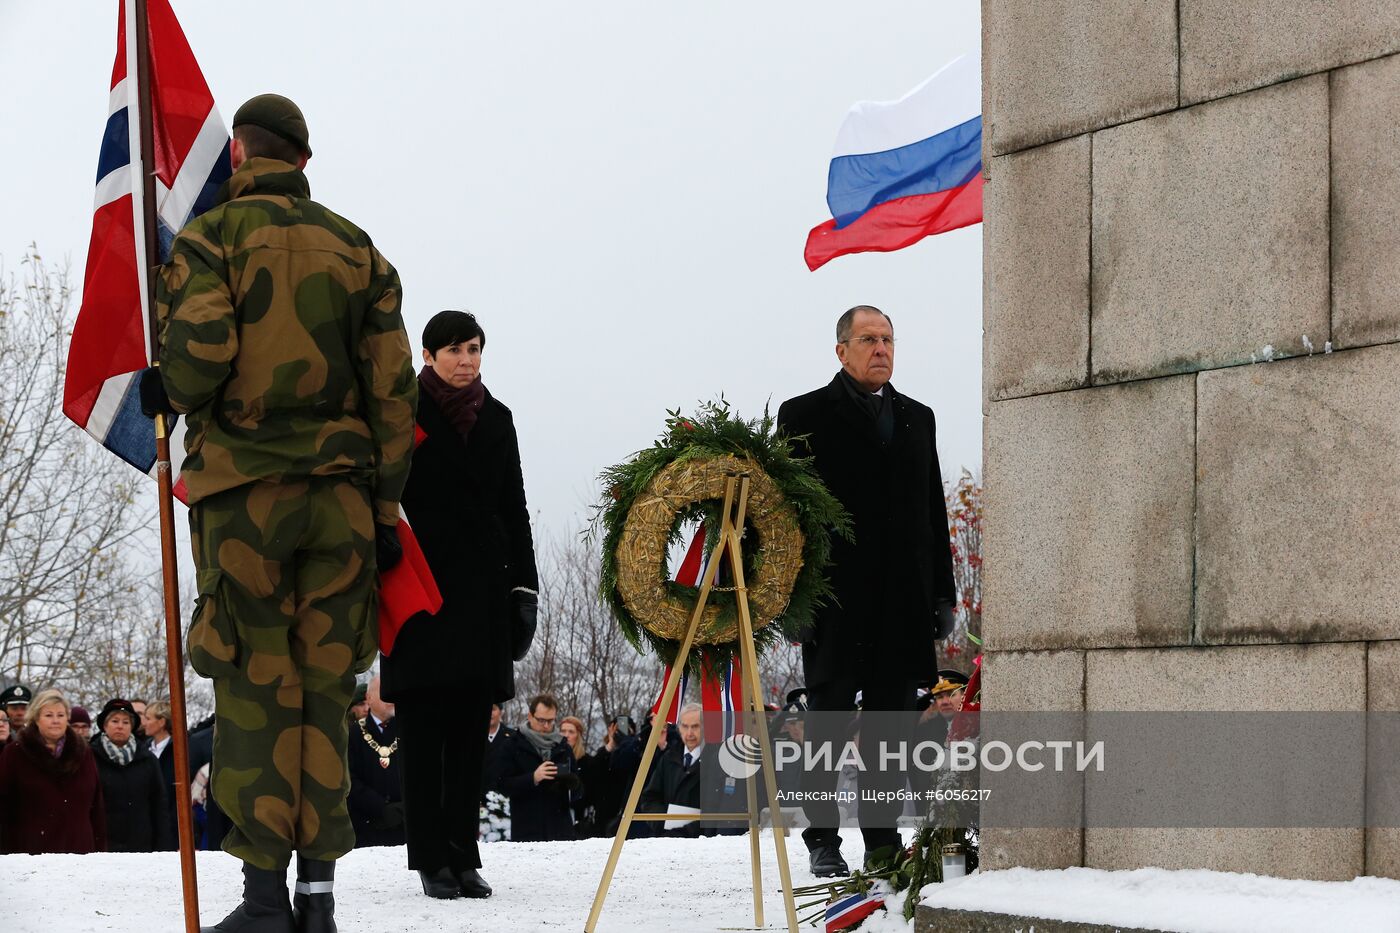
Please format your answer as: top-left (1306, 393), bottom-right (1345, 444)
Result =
top-left (800, 667), bottom-right (916, 855)
top-left (395, 688), bottom-right (492, 871)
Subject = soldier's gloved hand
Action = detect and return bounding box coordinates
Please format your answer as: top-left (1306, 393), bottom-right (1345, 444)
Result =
top-left (375, 522), bottom-right (403, 572)
top-left (933, 600), bottom-right (957, 640)
top-left (137, 367), bottom-right (177, 418)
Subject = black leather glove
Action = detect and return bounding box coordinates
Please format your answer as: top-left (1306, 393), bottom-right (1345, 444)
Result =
top-left (510, 588), bottom-right (538, 661)
top-left (375, 522), bottom-right (403, 572)
top-left (137, 367), bottom-right (177, 418)
top-left (933, 600), bottom-right (957, 641)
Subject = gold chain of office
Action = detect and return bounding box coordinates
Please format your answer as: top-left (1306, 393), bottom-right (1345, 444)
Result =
top-left (357, 718), bottom-right (398, 769)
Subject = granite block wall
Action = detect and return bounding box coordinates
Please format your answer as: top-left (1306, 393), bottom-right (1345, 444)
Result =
top-left (982, 0), bottom-right (1400, 879)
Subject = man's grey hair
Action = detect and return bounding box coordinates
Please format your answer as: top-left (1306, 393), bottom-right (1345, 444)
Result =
top-left (678, 702), bottom-right (704, 720)
top-left (836, 305), bottom-right (894, 343)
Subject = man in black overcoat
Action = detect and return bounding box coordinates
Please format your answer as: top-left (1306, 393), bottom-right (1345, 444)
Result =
top-left (775, 304), bottom-right (957, 877)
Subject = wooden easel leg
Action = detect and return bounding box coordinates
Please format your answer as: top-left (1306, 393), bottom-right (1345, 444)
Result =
top-left (725, 477), bottom-right (800, 933)
top-left (584, 478), bottom-right (740, 933)
top-left (736, 636), bottom-right (764, 928)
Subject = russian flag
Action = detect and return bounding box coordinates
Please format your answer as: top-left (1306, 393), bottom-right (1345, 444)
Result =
top-left (804, 53), bottom-right (982, 271)
top-left (824, 882), bottom-right (888, 931)
top-left (62, 0), bottom-right (231, 495)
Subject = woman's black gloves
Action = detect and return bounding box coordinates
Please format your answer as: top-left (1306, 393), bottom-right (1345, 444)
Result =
top-left (510, 588), bottom-right (538, 661)
top-left (375, 523), bottom-right (403, 572)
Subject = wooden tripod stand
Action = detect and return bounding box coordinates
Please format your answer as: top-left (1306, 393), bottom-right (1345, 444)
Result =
top-left (584, 472), bottom-right (800, 932)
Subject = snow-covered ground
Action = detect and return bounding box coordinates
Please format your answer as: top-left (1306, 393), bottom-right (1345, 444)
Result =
top-left (0, 831), bottom-right (915, 933)
top-left (921, 865), bottom-right (1400, 932)
top-left (10, 835), bottom-right (1398, 932)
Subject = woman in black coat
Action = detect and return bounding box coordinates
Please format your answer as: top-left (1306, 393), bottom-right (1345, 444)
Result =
top-left (381, 310), bottom-right (538, 900)
top-left (91, 698), bottom-right (169, 852)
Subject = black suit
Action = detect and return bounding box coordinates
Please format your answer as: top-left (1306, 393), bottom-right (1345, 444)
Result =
top-left (776, 373), bottom-right (957, 852)
top-left (347, 716), bottom-right (405, 847)
top-left (381, 385), bottom-right (539, 872)
top-left (637, 743), bottom-right (739, 838)
top-left (151, 738), bottom-right (177, 851)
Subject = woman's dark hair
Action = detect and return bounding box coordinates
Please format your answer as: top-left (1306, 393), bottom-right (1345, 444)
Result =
top-left (422, 310), bottom-right (485, 356)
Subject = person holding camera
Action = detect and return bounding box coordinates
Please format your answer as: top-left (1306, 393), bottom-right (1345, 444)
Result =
top-left (380, 310), bottom-right (540, 900)
top-left (493, 695), bottom-right (577, 842)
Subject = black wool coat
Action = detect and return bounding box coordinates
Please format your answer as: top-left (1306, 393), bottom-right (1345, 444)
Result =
top-left (381, 387), bottom-right (539, 704)
top-left (492, 729), bottom-right (574, 842)
top-left (92, 740), bottom-right (170, 853)
top-left (776, 374), bottom-right (957, 688)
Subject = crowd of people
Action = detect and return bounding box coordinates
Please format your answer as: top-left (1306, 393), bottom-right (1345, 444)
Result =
top-left (0, 666), bottom-right (976, 859)
top-left (0, 685), bottom-right (207, 855)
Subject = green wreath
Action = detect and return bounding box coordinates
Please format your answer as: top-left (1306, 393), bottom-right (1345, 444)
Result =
top-left (596, 400), bottom-right (852, 671)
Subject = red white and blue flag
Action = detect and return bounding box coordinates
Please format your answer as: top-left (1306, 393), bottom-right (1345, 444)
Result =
top-left (804, 53), bottom-right (982, 271)
top-left (824, 882), bottom-right (888, 932)
top-left (62, 0), bottom-right (231, 491)
top-left (651, 526), bottom-right (744, 738)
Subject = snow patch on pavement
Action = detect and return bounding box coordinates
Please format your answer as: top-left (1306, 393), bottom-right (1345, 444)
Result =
top-left (920, 866), bottom-right (1400, 932)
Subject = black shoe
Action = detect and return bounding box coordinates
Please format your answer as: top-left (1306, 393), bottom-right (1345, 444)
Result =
top-left (291, 856), bottom-right (335, 933)
top-left (452, 868), bottom-right (492, 899)
top-left (201, 863), bottom-right (295, 933)
top-left (808, 843), bottom-right (849, 878)
top-left (419, 868), bottom-right (462, 899)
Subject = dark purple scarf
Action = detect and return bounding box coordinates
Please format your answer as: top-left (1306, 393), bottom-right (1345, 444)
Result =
top-left (419, 366), bottom-right (486, 440)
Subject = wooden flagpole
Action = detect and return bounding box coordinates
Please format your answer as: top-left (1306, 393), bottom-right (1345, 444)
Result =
top-left (133, 2), bottom-right (202, 930)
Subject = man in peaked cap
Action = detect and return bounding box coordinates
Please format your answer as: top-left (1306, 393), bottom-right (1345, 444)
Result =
top-left (2, 684), bottom-right (32, 731)
top-left (140, 92), bottom-right (417, 933)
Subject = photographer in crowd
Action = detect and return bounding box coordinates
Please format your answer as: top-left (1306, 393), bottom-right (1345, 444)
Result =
top-left (494, 694), bottom-right (577, 843)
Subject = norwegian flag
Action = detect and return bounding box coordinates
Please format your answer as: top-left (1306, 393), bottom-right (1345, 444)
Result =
top-left (651, 526), bottom-right (745, 741)
top-left (62, 0), bottom-right (231, 496)
top-left (378, 425), bottom-right (444, 654)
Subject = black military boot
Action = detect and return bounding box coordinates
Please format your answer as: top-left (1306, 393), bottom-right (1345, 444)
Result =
top-left (291, 856), bottom-right (336, 933)
top-left (200, 863), bottom-right (295, 933)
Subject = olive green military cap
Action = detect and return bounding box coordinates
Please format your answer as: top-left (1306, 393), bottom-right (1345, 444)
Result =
top-left (232, 93), bottom-right (312, 157)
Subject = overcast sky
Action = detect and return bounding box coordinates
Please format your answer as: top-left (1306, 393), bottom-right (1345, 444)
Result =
top-left (0, 2), bottom-right (982, 540)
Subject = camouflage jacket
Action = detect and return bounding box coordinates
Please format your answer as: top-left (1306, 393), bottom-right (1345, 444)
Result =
top-left (156, 157), bottom-right (417, 524)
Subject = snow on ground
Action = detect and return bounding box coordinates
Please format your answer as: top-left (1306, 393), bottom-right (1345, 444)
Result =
top-left (0, 831), bottom-right (912, 932)
top-left (921, 866), bottom-right (1400, 933)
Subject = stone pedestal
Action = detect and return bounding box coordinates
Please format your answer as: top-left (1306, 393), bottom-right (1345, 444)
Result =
top-left (983, 0), bottom-right (1400, 881)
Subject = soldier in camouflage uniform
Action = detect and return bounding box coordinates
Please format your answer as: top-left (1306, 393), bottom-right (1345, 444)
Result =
top-left (141, 94), bottom-right (416, 933)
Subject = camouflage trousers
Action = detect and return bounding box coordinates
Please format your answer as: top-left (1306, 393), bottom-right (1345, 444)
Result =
top-left (186, 477), bottom-right (378, 869)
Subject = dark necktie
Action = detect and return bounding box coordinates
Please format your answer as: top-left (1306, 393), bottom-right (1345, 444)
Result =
top-left (683, 752), bottom-right (693, 768)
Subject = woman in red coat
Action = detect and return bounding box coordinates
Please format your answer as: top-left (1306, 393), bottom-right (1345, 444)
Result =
top-left (0, 688), bottom-right (106, 854)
